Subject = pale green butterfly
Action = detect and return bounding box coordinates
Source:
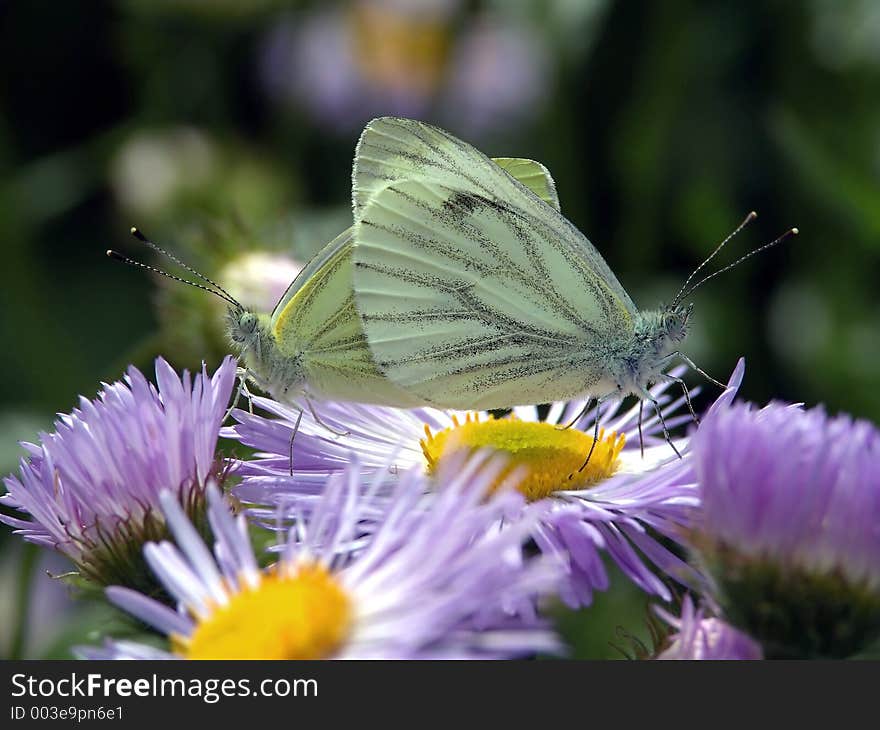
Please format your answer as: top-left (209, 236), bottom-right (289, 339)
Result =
top-left (108, 151), bottom-right (563, 421)
top-left (109, 227), bottom-right (420, 425)
top-left (349, 117), bottom-right (797, 463)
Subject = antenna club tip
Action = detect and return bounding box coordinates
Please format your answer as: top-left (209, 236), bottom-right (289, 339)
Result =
top-left (130, 227), bottom-right (147, 241)
top-left (130, 226), bottom-right (137, 234)
top-left (747, 211), bottom-right (758, 220)
top-left (791, 227), bottom-right (799, 235)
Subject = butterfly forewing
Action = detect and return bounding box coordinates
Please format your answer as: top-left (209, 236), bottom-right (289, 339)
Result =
top-left (353, 118), bottom-right (635, 311)
top-left (352, 157), bottom-right (638, 408)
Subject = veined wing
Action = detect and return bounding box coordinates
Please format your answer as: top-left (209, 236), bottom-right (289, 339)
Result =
top-left (351, 117), bottom-right (633, 313)
top-left (273, 229), bottom-right (423, 407)
top-left (491, 157), bottom-right (560, 212)
top-left (270, 149), bottom-right (562, 332)
top-left (352, 177), bottom-right (632, 409)
top-left (271, 228), bottom-right (353, 327)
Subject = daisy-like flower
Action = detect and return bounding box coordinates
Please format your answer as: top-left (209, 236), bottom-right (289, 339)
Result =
top-left (654, 597), bottom-right (763, 660)
top-left (225, 360), bottom-right (744, 607)
top-left (77, 454), bottom-right (562, 660)
top-left (1, 357), bottom-right (236, 593)
top-left (691, 401), bottom-right (880, 658)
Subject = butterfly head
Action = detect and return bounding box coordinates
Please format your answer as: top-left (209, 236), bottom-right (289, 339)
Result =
top-left (228, 307), bottom-right (259, 346)
top-left (226, 306), bottom-right (275, 362)
top-left (660, 301), bottom-right (694, 343)
top-left (618, 303), bottom-right (694, 395)
top-left (635, 302), bottom-right (692, 353)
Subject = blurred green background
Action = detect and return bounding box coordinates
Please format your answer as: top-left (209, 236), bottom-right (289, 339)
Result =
top-left (2, 0), bottom-right (878, 658)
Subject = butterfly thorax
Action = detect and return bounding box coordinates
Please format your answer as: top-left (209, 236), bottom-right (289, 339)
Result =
top-left (226, 307), bottom-right (306, 399)
top-left (607, 305), bottom-right (692, 396)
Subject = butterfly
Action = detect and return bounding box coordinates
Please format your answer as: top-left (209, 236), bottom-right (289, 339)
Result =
top-left (108, 152), bottom-right (565, 421)
top-left (348, 117), bottom-right (796, 461)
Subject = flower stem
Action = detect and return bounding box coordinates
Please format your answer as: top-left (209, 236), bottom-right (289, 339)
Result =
top-left (9, 543), bottom-right (39, 659)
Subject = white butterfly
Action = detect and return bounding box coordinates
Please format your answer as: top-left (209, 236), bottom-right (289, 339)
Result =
top-left (109, 149), bottom-right (569, 420)
top-left (349, 117), bottom-right (795, 456)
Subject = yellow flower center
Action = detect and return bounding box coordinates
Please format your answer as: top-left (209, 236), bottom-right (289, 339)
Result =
top-left (421, 414), bottom-right (625, 502)
top-left (175, 563), bottom-right (352, 660)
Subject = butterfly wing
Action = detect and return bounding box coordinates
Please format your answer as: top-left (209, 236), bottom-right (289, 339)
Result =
top-left (491, 157), bottom-right (560, 212)
top-left (272, 228), bottom-right (423, 406)
top-left (351, 119), bottom-right (638, 410)
top-left (271, 228), bottom-right (353, 326)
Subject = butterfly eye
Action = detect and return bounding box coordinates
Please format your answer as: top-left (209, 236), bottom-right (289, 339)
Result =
top-left (240, 313), bottom-right (257, 333)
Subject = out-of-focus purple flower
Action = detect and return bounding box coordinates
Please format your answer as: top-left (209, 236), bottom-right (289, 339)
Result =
top-left (691, 401), bottom-right (880, 658)
top-left (440, 15), bottom-right (550, 136)
top-left (259, 2), bottom-right (551, 137)
top-left (225, 360), bottom-right (745, 607)
top-left (1, 357), bottom-right (236, 590)
top-left (77, 454), bottom-right (563, 660)
top-left (654, 597), bottom-right (763, 660)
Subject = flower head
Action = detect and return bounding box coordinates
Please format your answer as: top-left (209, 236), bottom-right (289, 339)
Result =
top-left (1, 357), bottom-right (236, 591)
top-left (78, 454), bottom-right (562, 660)
top-left (654, 597), bottom-right (762, 660)
top-left (225, 360), bottom-right (745, 607)
top-left (691, 401), bottom-right (880, 658)
top-left (258, 2), bottom-right (550, 138)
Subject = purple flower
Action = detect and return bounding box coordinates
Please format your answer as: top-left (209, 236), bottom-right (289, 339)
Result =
top-left (439, 15), bottom-right (550, 136)
top-left (258, 2), bottom-right (551, 138)
top-left (654, 597), bottom-right (763, 660)
top-left (77, 453), bottom-right (562, 660)
top-left (1, 357), bottom-right (236, 590)
top-left (691, 401), bottom-right (880, 658)
top-left (225, 360), bottom-right (745, 607)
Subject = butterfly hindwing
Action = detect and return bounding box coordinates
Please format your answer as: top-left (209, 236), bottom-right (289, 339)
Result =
top-left (491, 157), bottom-right (560, 212)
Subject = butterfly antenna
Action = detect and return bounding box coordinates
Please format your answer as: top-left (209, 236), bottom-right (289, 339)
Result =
top-left (671, 211), bottom-right (757, 308)
top-left (106, 250), bottom-right (241, 308)
top-left (129, 227), bottom-right (241, 308)
top-left (678, 226), bottom-right (799, 302)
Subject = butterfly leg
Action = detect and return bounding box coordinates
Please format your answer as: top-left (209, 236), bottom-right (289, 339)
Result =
top-left (662, 373), bottom-right (700, 426)
top-left (288, 408), bottom-right (304, 477)
top-left (666, 352), bottom-right (725, 389)
top-left (224, 367), bottom-right (256, 421)
top-left (569, 397), bottom-right (605, 479)
top-left (640, 388), bottom-right (682, 459)
top-left (304, 397), bottom-right (350, 438)
top-left (556, 398), bottom-right (594, 431)
top-left (223, 376), bottom-right (244, 422)
top-left (638, 400), bottom-right (645, 458)
top-left (243, 379), bottom-right (257, 415)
